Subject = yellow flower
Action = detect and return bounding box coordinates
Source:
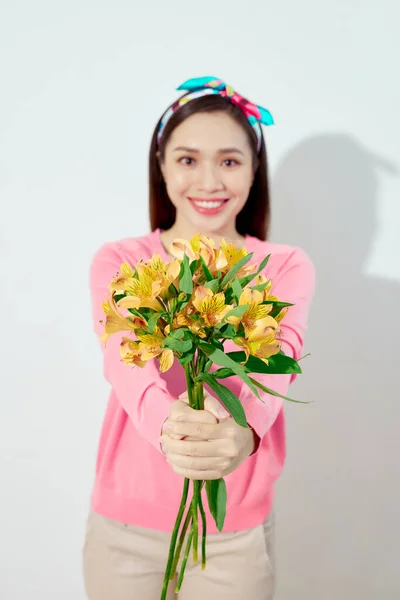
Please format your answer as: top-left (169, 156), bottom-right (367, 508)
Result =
top-left (170, 234), bottom-right (228, 275)
top-left (254, 275), bottom-right (272, 297)
top-left (252, 275), bottom-right (288, 323)
top-left (226, 288), bottom-right (272, 332)
top-left (173, 309), bottom-right (207, 338)
top-left (100, 295), bottom-right (147, 345)
top-left (135, 327), bottom-right (174, 373)
top-left (116, 254), bottom-right (180, 311)
top-left (192, 286), bottom-right (233, 328)
top-left (120, 337), bottom-right (147, 368)
top-left (109, 262), bottom-right (136, 293)
top-left (234, 316), bottom-right (281, 363)
top-left (220, 238), bottom-right (256, 278)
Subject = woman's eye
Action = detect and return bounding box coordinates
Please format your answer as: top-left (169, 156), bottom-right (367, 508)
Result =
top-left (222, 159), bottom-right (238, 167)
top-left (179, 157), bottom-right (195, 166)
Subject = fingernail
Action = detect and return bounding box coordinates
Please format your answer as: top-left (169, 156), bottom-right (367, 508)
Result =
top-left (217, 410), bottom-right (229, 419)
top-left (166, 423), bottom-right (173, 431)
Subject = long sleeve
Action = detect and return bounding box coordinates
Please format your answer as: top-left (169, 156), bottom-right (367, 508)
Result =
top-left (89, 242), bottom-right (173, 452)
top-left (239, 247), bottom-right (316, 441)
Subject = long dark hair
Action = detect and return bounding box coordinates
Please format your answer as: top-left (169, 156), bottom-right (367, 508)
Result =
top-left (149, 94), bottom-right (270, 240)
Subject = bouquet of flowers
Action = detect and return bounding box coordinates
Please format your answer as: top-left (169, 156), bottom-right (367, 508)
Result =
top-left (100, 234), bottom-right (306, 599)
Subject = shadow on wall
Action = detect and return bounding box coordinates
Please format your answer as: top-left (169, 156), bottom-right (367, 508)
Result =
top-left (270, 134), bottom-right (399, 599)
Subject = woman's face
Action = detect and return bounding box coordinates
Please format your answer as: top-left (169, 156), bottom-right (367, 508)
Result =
top-left (160, 111), bottom-right (255, 235)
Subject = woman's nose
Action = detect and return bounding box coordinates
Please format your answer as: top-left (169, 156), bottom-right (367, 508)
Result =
top-left (197, 163), bottom-right (223, 193)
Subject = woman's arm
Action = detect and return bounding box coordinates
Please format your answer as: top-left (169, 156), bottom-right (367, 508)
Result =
top-left (237, 247), bottom-right (316, 449)
top-left (89, 241), bottom-right (173, 452)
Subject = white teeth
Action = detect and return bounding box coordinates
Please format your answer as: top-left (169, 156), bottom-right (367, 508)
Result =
top-left (193, 200), bottom-right (224, 209)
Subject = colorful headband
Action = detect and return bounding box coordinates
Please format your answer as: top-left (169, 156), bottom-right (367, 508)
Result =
top-left (157, 76), bottom-right (274, 151)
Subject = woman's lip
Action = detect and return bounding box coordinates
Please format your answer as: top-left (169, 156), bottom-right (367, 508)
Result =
top-left (188, 197), bottom-right (230, 215)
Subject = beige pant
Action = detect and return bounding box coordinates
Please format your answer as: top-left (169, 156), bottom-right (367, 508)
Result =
top-left (82, 509), bottom-right (275, 600)
top-left (83, 512), bottom-right (274, 600)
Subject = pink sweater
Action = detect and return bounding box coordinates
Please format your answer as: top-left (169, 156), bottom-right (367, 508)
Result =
top-left (89, 228), bottom-right (315, 533)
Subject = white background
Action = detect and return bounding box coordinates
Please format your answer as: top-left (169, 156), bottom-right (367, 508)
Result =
top-left (1, 2), bottom-right (399, 599)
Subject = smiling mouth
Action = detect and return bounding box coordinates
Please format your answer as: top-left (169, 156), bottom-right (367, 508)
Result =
top-left (189, 197), bottom-right (229, 210)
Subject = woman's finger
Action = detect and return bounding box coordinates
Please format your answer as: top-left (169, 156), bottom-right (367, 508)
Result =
top-left (168, 463), bottom-right (224, 481)
top-left (178, 391), bottom-right (230, 421)
top-left (160, 434), bottom-right (232, 458)
top-left (168, 419), bottom-right (228, 440)
top-left (166, 451), bottom-right (228, 472)
top-left (203, 394), bottom-right (230, 420)
top-left (171, 400), bottom-right (217, 424)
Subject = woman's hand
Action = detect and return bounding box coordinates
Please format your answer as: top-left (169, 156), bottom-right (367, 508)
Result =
top-left (160, 392), bottom-right (257, 480)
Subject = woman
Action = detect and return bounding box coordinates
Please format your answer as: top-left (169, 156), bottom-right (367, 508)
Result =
top-left (83, 77), bottom-right (315, 600)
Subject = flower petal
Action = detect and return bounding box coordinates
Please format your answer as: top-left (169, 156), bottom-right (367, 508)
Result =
top-left (193, 285), bottom-right (213, 312)
top-left (239, 288), bottom-right (263, 306)
top-left (159, 349), bottom-right (174, 372)
top-left (117, 295), bottom-right (141, 309)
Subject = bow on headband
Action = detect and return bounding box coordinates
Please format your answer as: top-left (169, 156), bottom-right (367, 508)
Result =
top-left (157, 76), bottom-right (274, 151)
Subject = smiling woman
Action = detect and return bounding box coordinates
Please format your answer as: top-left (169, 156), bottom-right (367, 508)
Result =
top-left (83, 77), bottom-right (315, 600)
top-left (150, 86), bottom-right (270, 246)
top-left (158, 111), bottom-right (255, 235)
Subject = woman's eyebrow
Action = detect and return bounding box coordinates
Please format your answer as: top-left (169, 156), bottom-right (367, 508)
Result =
top-left (172, 146), bottom-right (244, 155)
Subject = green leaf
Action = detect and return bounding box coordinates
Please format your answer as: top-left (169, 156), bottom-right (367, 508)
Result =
top-left (204, 279), bottom-right (220, 293)
top-left (220, 253), bottom-right (254, 289)
top-left (226, 351), bottom-right (302, 375)
top-left (248, 376), bottom-right (311, 404)
top-left (204, 359), bottom-right (213, 372)
top-left (147, 312), bottom-right (163, 333)
top-left (179, 254), bottom-right (194, 295)
top-left (220, 304), bottom-right (250, 324)
top-left (164, 337), bottom-right (192, 353)
top-left (218, 323), bottom-right (237, 339)
top-left (231, 277), bottom-right (243, 302)
top-left (168, 283), bottom-right (179, 297)
top-left (238, 254), bottom-right (270, 287)
top-left (212, 367), bottom-right (235, 379)
top-left (250, 282), bottom-right (271, 293)
top-left (262, 300), bottom-right (293, 308)
top-left (198, 342), bottom-right (261, 401)
top-left (206, 479), bottom-right (227, 532)
top-left (179, 351), bottom-right (195, 366)
top-left (168, 328), bottom-right (185, 340)
top-left (178, 299), bottom-right (190, 311)
top-left (269, 303), bottom-right (293, 318)
top-left (190, 259), bottom-right (200, 275)
top-left (199, 373), bottom-right (248, 427)
top-left (199, 256), bottom-right (213, 282)
top-left (209, 338), bottom-right (224, 352)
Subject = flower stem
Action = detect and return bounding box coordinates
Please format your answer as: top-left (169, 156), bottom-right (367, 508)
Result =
top-left (198, 485), bottom-right (207, 570)
top-left (169, 504), bottom-right (193, 580)
top-left (160, 477), bottom-right (190, 600)
top-left (175, 527), bottom-right (194, 593)
top-left (192, 481), bottom-right (199, 563)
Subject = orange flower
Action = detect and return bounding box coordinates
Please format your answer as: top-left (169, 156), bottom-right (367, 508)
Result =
top-left (220, 238), bottom-right (256, 278)
top-left (192, 286), bottom-right (233, 328)
top-left (116, 254), bottom-right (180, 311)
top-left (120, 338), bottom-right (147, 368)
top-left (170, 234), bottom-right (228, 275)
top-left (135, 327), bottom-right (174, 373)
top-left (234, 316), bottom-right (281, 363)
top-left (100, 295), bottom-right (147, 345)
top-left (226, 288), bottom-right (272, 332)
